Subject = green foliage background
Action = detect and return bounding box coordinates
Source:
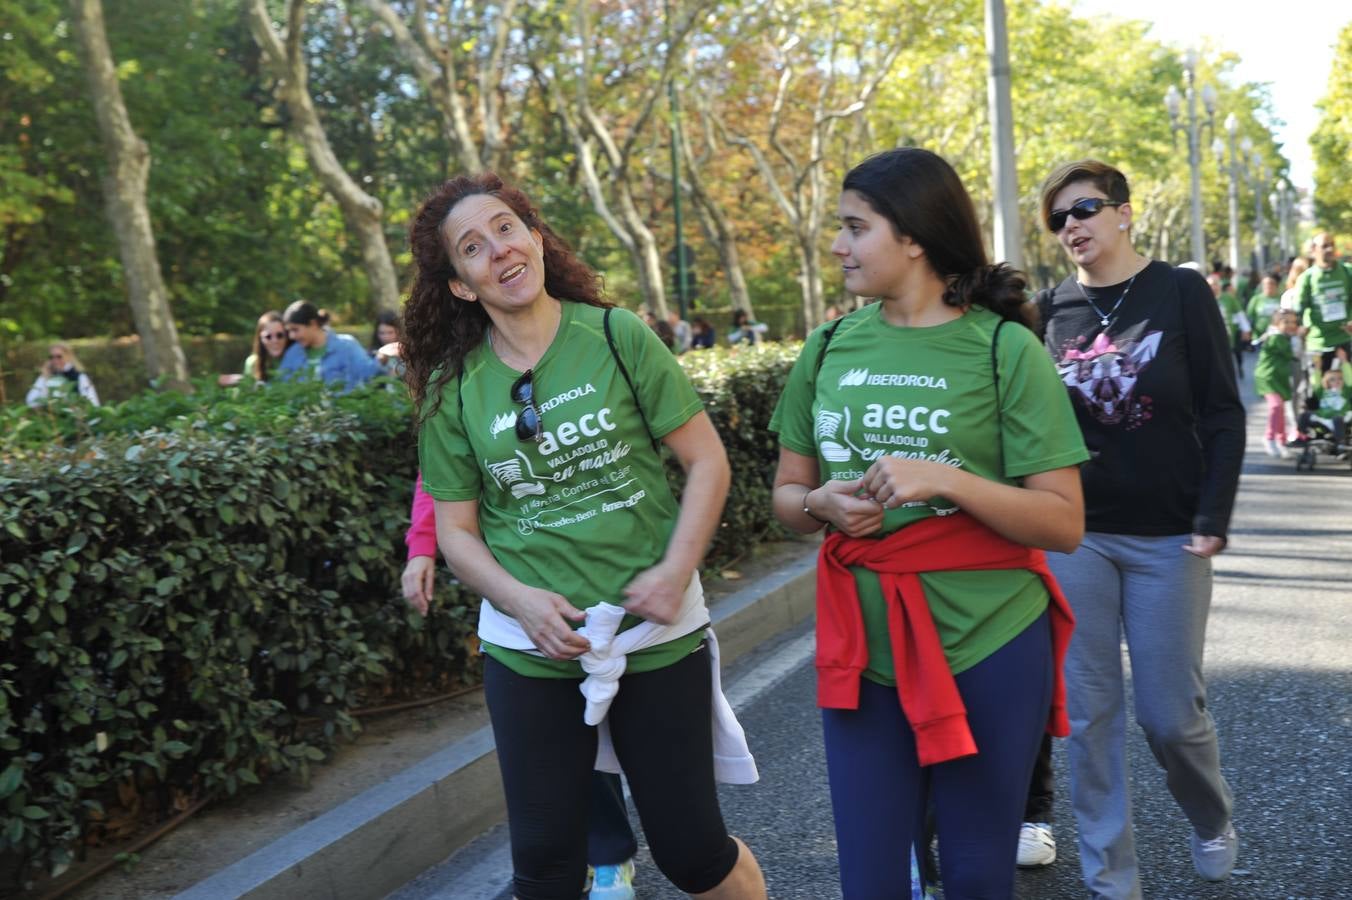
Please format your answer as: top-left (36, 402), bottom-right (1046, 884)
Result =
top-left (0, 345), bottom-right (797, 889)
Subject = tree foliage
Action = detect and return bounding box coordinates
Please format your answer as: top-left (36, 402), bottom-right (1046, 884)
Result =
top-left (0, 0), bottom-right (1318, 358)
top-left (1311, 22), bottom-right (1352, 237)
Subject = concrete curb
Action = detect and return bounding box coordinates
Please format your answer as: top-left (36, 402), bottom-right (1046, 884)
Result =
top-left (175, 547), bottom-right (819, 900)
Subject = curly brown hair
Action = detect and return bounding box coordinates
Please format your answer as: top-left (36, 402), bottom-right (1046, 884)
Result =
top-left (402, 173), bottom-right (610, 426)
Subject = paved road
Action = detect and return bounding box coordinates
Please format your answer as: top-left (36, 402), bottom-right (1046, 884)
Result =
top-left (391, 382), bottom-right (1352, 899)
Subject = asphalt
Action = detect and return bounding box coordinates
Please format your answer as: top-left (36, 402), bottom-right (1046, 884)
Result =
top-left (180, 372), bottom-right (1352, 900)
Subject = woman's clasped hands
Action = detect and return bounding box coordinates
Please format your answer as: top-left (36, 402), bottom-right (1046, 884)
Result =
top-left (813, 457), bottom-right (952, 537)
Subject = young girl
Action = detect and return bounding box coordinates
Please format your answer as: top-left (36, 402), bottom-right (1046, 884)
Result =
top-left (1254, 309), bottom-right (1300, 457)
top-left (770, 148), bottom-right (1087, 898)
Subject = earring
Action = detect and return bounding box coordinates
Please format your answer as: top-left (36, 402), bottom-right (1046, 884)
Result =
top-left (1119, 223), bottom-right (1128, 231)
top-left (466, 293), bottom-right (477, 301)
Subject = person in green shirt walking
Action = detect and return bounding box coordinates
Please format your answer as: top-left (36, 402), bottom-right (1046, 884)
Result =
top-left (1246, 275), bottom-right (1284, 343)
top-left (1207, 273), bottom-right (1251, 376)
top-left (400, 172), bottom-right (766, 900)
top-left (1253, 309), bottom-right (1300, 456)
top-left (1294, 232), bottom-right (1352, 373)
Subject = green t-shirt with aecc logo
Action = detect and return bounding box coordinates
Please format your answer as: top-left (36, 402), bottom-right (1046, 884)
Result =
top-left (770, 304), bottom-right (1089, 680)
top-left (1297, 263), bottom-right (1352, 351)
top-left (1246, 294), bottom-right (1282, 338)
top-left (419, 302), bottom-right (706, 679)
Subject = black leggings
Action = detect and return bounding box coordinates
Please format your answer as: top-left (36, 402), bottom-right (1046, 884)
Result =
top-left (484, 644), bottom-right (738, 899)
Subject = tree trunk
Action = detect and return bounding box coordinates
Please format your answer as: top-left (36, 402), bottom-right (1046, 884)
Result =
top-left (680, 106), bottom-right (754, 316)
top-left (246, 0), bottom-right (400, 313)
top-left (70, 0), bottom-right (191, 393)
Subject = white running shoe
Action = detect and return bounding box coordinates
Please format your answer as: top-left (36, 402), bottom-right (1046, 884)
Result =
top-left (1264, 438), bottom-right (1281, 457)
top-left (1017, 821), bottom-right (1056, 868)
top-left (1191, 824), bottom-right (1239, 882)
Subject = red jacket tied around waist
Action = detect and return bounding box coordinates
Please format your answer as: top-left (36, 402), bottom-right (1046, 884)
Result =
top-left (817, 512), bottom-right (1075, 766)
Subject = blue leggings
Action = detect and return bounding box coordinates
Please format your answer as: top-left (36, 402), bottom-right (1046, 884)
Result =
top-left (822, 612), bottom-right (1052, 900)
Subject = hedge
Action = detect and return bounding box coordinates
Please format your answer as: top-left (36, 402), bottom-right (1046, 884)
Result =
top-left (0, 342), bottom-right (802, 892)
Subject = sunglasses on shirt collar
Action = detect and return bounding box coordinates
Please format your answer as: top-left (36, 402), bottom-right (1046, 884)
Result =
top-left (511, 369), bottom-right (543, 442)
top-left (1047, 197), bottom-right (1125, 233)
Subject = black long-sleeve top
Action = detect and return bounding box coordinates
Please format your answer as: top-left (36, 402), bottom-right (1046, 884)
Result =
top-left (1040, 261), bottom-right (1245, 538)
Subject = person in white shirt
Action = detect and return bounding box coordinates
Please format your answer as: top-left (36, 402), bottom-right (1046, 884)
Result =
top-left (26, 342), bottom-right (100, 408)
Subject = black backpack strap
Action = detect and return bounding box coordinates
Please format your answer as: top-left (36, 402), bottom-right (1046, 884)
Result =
top-left (1034, 287), bottom-right (1055, 341)
top-left (992, 317), bottom-right (1009, 478)
top-left (813, 316), bottom-right (847, 382)
top-left (604, 307), bottom-right (658, 450)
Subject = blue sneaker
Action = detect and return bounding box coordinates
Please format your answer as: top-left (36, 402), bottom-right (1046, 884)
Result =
top-left (589, 858), bottom-right (636, 900)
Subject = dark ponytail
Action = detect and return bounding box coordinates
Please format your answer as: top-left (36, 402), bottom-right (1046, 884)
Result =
top-left (944, 263), bottom-right (1034, 326)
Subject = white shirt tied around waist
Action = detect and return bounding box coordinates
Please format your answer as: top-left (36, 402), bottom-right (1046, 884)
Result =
top-left (476, 572), bottom-right (759, 784)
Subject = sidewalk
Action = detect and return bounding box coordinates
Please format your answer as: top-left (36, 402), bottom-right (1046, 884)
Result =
top-left (65, 535), bottom-right (820, 900)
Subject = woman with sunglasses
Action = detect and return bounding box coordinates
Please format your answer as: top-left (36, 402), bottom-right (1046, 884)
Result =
top-left (1036, 160), bottom-right (1245, 898)
top-left (218, 311), bottom-right (293, 387)
top-left (26, 342), bottom-right (100, 407)
top-left (401, 173), bottom-right (765, 900)
top-left (771, 148), bottom-right (1088, 899)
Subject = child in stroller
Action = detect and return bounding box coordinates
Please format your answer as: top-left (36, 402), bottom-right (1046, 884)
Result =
top-left (1288, 363), bottom-right (1352, 471)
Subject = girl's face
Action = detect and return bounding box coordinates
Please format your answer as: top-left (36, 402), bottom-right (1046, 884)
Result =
top-left (47, 347), bottom-right (69, 370)
top-left (376, 322), bottom-right (400, 345)
top-left (260, 322), bottom-right (289, 358)
top-left (1327, 374), bottom-right (1345, 393)
top-left (1049, 179), bottom-right (1131, 273)
top-left (442, 194), bottom-right (547, 319)
top-left (1280, 315), bottom-right (1300, 336)
top-left (830, 189), bottom-right (919, 300)
top-left (286, 319), bottom-right (325, 349)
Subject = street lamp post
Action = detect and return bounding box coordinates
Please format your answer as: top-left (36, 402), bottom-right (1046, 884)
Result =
top-left (1270, 180), bottom-right (1293, 261)
top-left (1250, 154), bottom-right (1270, 273)
top-left (1165, 50), bottom-right (1216, 266)
top-left (1212, 113), bottom-right (1242, 273)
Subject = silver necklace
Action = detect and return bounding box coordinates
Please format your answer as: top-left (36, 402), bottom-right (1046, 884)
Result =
top-left (1075, 273), bottom-right (1137, 328)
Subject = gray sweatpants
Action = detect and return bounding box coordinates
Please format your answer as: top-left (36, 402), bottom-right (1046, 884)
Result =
top-left (1047, 532), bottom-right (1234, 900)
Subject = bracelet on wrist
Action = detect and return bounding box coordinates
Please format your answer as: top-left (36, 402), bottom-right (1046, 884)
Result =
top-left (802, 487), bottom-right (826, 524)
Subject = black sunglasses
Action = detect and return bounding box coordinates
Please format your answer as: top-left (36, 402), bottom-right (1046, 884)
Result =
top-left (1047, 197), bottom-right (1125, 233)
top-left (510, 369), bottom-right (543, 442)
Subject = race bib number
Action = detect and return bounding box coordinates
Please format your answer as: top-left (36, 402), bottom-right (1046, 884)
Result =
top-left (1321, 285), bottom-right (1348, 323)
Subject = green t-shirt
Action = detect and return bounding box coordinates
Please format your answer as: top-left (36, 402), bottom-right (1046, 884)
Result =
top-left (769, 304), bottom-right (1089, 679)
top-left (1246, 294), bottom-right (1282, 338)
top-left (1252, 332), bottom-right (1295, 400)
top-left (1216, 292), bottom-right (1243, 341)
top-left (1311, 384), bottom-right (1352, 419)
top-left (1297, 263), bottom-right (1352, 351)
top-left (419, 303), bottom-right (706, 678)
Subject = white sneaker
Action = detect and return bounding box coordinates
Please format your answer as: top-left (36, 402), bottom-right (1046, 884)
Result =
top-left (1190, 824), bottom-right (1239, 881)
top-left (1017, 821), bottom-right (1056, 867)
top-left (1264, 438), bottom-right (1281, 457)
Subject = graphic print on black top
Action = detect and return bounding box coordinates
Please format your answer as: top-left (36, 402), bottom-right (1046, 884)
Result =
top-left (1051, 327), bottom-right (1161, 429)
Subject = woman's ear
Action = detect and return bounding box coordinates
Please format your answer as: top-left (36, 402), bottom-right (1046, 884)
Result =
top-left (899, 234), bottom-right (925, 259)
top-left (449, 279), bottom-right (477, 303)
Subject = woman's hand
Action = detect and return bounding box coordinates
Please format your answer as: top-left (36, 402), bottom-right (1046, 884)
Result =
top-left (813, 478), bottom-right (885, 537)
top-left (1183, 534), bottom-right (1226, 558)
top-left (860, 457), bottom-right (950, 512)
top-left (622, 560), bottom-right (692, 625)
top-left (401, 555), bottom-right (437, 617)
top-left (508, 587), bottom-right (590, 659)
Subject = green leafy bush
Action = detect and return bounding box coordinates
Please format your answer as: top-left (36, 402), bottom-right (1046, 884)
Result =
top-left (0, 344), bottom-right (803, 889)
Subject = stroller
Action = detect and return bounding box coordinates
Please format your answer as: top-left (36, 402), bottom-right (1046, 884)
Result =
top-left (1288, 409), bottom-right (1352, 473)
